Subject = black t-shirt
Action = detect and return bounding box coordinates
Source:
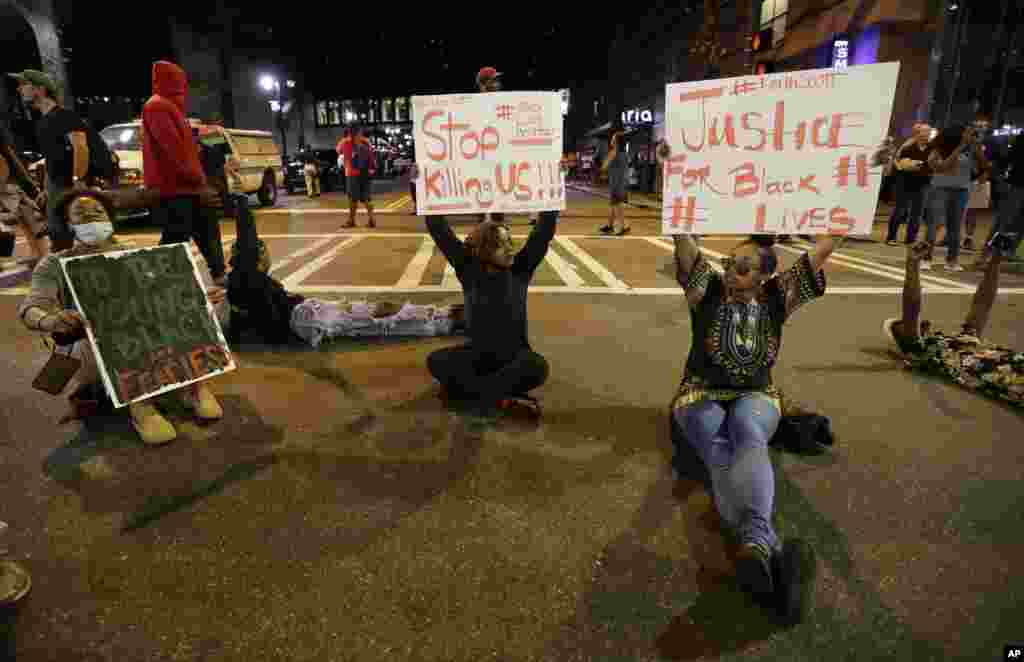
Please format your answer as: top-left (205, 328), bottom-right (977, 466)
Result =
top-left (1006, 136), bottom-right (1024, 189)
top-left (682, 252), bottom-right (826, 390)
top-left (0, 121), bottom-right (38, 197)
top-left (36, 107), bottom-right (86, 187)
top-left (426, 213), bottom-right (557, 365)
top-left (894, 142), bottom-right (932, 192)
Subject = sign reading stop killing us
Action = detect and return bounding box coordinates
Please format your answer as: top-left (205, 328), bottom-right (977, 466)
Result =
top-left (60, 243), bottom-right (235, 408)
top-left (662, 62), bottom-right (900, 235)
top-left (412, 92), bottom-right (566, 215)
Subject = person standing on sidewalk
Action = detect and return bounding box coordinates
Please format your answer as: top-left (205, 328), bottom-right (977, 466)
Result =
top-left (301, 147), bottom-right (321, 198)
top-left (338, 126), bottom-right (376, 228)
top-left (143, 61), bottom-right (222, 280)
top-left (884, 123), bottom-right (932, 247)
top-left (960, 115), bottom-right (994, 252)
top-left (599, 128), bottom-right (630, 236)
top-left (10, 69), bottom-right (89, 252)
top-left (974, 132), bottom-right (1024, 269)
top-left (0, 116), bottom-right (48, 267)
top-left (925, 125), bottom-right (989, 271)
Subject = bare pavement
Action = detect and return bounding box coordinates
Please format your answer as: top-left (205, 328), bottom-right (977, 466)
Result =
top-left (0, 182), bottom-right (1021, 661)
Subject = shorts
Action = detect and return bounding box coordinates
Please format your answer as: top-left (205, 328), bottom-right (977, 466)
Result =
top-left (347, 174), bottom-right (371, 203)
top-left (610, 190), bottom-right (628, 205)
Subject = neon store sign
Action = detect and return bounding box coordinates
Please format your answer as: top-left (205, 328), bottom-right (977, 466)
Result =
top-left (833, 39), bottom-right (850, 69)
top-left (621, 108), bottom-right (653, 124)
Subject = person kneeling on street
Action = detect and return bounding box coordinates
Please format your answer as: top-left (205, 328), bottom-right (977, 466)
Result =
top-left (423, 212), bottom-right (555, 419)
top-left (18, 189), bottom-right (223, 446)
top-left (210, 195), bottom-right (465, 347)
top-left (669, 229), bottom-right (845, 625)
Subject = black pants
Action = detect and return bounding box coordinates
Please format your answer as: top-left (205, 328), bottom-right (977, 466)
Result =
top-left (427, 344), bottom-right (548, 402)
top-left (155, 195), bottom-right (226, 279)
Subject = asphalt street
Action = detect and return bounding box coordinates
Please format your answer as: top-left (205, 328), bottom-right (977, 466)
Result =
top-left (0, 178), bottom-right (1021, 661)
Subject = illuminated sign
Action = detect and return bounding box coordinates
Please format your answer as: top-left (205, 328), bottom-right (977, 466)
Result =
top-left (621, 108), bottom-right (654, 124)
top-left (833, 39), bottom-right (850, 69)
top-left (559, 88), bottom-right (570, 117)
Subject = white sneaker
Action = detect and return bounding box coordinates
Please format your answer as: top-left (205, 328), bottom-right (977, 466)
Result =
top-left (944, 263), bottom-right (964, 272)
top-left (920, 260), bottom-right (932, 271)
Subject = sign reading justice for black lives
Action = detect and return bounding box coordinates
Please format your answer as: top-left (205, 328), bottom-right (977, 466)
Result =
top-left (60, 243), bottom-right (235, 408)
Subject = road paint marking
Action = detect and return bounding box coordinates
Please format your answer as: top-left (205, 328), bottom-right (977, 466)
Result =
top-left (543, 244), bottom-right (586, 287)
top-left (281, 285), bottom-right (1024, 296)
top-left (269, 236), bottom-right (339, 274)
top-left (441, 262), bottom-right (459, 288)
top-left (645, 237), bottom-right (725, 273)
top-left (385, 195), bottom-right (412, 211)
top-left (396, 237), bottom-right (436, 287)
top-left (280, 236), bottom-right (365, 288)
top-left (788, 239), bottom-right (974, 290)
top-left (556, 238), bottom-right (629, 290)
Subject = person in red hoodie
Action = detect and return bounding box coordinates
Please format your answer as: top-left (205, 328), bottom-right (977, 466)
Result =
top-left (143, 61), bottom-right (221, 280)
top-left (336, 125), bottom-right (376, 229)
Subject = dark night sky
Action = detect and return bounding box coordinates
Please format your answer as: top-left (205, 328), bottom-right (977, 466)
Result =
top-left (63, 3), bottom-right (624, 98)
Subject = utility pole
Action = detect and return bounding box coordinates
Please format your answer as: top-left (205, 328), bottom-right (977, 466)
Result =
top-left (994, 18), bottom-right (1020, 127)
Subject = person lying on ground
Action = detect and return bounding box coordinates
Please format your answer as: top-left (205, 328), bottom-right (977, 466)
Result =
top-left (206, 195), bottom-right (465, 347)
top-left (17, 189), bottom-right (223, 446)
top-left (423, 212), bottom-right (557, 418)
top-left (669, 230), bottom-right (845, 625)
top-left (883, 237), bottom-right (1023, 407)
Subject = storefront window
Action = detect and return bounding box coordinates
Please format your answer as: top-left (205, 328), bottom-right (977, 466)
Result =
top-left (315, 100), bottom-right (341, 127)
top-left (395, 97), bottom-right (409, 122)
top-left (342, 100), bottom-right (356, 125)
top-left (382, 97), bottom-right (394, 123)
top-left (760, 0), bottom-right (787, 46)
top-left (367, 99), bottom-right (380, 124)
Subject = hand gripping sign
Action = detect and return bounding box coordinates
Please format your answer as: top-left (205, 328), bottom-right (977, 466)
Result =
top-left (60, 243), bottom-right (236, 408)
top-left (662, 62), bottom-right (900, 235)
top-left (412, 92), bottom-right (566, 216)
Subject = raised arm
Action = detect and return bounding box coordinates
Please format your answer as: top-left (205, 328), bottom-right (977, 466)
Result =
top-left (513, 210), bottom-right (557, 274)
top-left (425, 215), bottom-right (468, 274)
top-left (810, 234), bottom-right (847, 273)
top-left (673, 235), bottom-right (713, 307)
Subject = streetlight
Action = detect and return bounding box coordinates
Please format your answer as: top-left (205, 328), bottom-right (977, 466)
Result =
top-left (260, 74), bottom-right (296, 157)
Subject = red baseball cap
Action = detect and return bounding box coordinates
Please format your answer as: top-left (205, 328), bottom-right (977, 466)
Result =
top-left (476, 67), bottom-right (502, 85)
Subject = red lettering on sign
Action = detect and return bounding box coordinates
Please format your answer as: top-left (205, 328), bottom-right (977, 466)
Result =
top-left (515, 162), bottom-right (532, 200)
top-left (829, 113), bottom-right (868, 148)
top-left (772, 101), bottom-right (785, 151)
top-left (829, 206), bottom-right (855, 233)
top-left (798, 174), bottom-right (820, 194)
top-left (812, 117), bottom-right (831, 148)
top-left (424, 169), bottom-right (444, 197)
top-left (754, 203), bottom-right (767, 232)
top-left (479, 127), bottom-right (500, 159)
top-left (709, 115), bottom-right (737, 148)
top-left (741, 112), bottom-right (766, 151)
top-left (669, 195), bottom-right (699, 231)
top-left (422, 110), bottom-right (447, 161)
top-left (730, 162), bottom-right (760, 198)
top-left (495, 163), bottom-right (517, 195)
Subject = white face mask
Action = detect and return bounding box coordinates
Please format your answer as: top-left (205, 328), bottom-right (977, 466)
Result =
top-left (72, 221), bottom-right (114, 245)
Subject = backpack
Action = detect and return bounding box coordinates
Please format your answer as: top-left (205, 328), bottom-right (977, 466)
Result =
top-left (352, 140), bottom-right (371, 172)
top-left (83, 123), bottom-right (117, 182)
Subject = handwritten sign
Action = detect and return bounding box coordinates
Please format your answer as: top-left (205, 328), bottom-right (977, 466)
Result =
top-left (60, 243), bottom-right (235, 408)
top-left (662, 62), bottom-right (900, 235)
top-left (412, 92), bottom-right (565, 215)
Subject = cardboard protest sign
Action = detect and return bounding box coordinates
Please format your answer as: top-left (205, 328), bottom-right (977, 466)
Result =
top-left (60, 243), bottom-right (235, 408)
top-left (412, 92), bottom-right (565, 216)
top-left (662, 62), bottom-right (900, 235)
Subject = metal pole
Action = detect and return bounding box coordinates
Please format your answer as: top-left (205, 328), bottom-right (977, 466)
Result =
top-left (943, 3), bottom-right (969, 126)
top-left (994, 19), bottom-right (1020, 127)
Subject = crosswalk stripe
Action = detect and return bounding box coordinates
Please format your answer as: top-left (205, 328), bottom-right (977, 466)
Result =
top-left (396, 237), bottom-right (436, 287)
top-left (269, 236), bottom-right (338, 274)
top-left (556, 238), bottom-right (630, 290)
top-left (280, 236), bottom-right (365, 289)
top-left (282, 285), bottom-right (1024, 296)
top-left (644, 237), bottom-right (725, 273)
top-left (543, 244), bottom-right (586, 287)
top-left (789, 239), bottom-right (974, 290)
top-left (441, 262), bottom-right (459, 288)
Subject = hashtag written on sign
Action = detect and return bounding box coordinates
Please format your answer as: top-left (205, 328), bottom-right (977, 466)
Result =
top-left (496, 105), bottom-right (514, 120)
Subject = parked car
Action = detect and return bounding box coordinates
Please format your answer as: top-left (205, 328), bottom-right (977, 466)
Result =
top-left (99, 120), bottom-right (285, 220)
top-left (284, 149), bottom-right (344, 195)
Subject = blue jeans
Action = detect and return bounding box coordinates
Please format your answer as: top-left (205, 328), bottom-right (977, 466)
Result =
top-left (928, 187), bottom-right (969, 264)
top-left (673, 394), bottom-right (782, 552)
top-left (886, 183), bottom-right (926, 243)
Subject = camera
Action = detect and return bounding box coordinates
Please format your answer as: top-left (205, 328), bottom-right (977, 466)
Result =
top-left (989, 232), bottom-right (1019, 254)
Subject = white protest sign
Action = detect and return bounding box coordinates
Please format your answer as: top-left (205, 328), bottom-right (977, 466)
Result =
top-left (662, 62), bottom-right (900, 235)
top-left (412, 92), bottom-right (565, 215)
top-left (60, 243), bottom-right (236, 409)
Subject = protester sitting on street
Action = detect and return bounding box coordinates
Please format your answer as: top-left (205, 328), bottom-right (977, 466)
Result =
top-left (599, 128), bottom-right (630, 236)
top-left (210, 195), bottom-right (465, 347)
top-left (423, 212), bottom-right (556, 418)
top-left (337, 126), bottom-right (376, 229)
top-left (668, 227), bottom-right (845, 625)
top-left (883, 237), bottom-right (1023, 407)
top-left (18, 189), bottom-right (224, 445)
top-left (0, 118), bottom-right (48, 267)
top-left (924, 124), bottom-right (990, 271)
top-left (884, 123), bottom-right (932, 247)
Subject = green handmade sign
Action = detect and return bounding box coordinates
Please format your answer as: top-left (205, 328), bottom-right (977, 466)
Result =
top-left (60, 243), bottom-right (235, 408)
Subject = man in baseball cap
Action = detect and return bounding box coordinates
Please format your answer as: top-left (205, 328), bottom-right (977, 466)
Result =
top-left (476, 67), bottom-right (502, 92)
top-left (7, 69), bottom-right (60, 99)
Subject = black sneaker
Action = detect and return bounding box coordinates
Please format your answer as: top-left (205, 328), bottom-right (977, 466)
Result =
top-left (772, 538), bottom-right (817, 626)
top-left (599, 224), bottom-right (614, 234)
top-left (736, 541), bottom-right (774, 602)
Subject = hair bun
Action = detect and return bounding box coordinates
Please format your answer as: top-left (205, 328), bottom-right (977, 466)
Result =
top-left (749, 234), bottom-right (777, 248)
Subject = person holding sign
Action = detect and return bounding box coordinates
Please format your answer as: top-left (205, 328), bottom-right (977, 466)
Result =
top-left (423, 213), bottom-right (556, 418)
top-left (18, 190), bottom-right (224, 445)
top-left (883, 237), bottom-right (1023, 408)
top-left (667, 229), bottom-right (845, 625)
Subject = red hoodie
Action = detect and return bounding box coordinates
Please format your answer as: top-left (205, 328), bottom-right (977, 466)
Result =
top-left (143, 61), bottom-right (206, 197)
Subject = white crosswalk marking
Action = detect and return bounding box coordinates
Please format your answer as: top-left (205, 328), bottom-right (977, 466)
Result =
top-left (556, 238), bottom-right (629, 290)
top-left (644, 237), bottom-right (724, 273)
top-left (281, 236), bottom-right (365, 289)
top-left (441, 262), bottom-right (459, 288)
top-left (542, 245), bottom-right (586, 287)
top-left (269, 236), bottom-right (338, 274)
top-left (788, 240), bottom-right (973, 290)
top-left (397, 237), bottom-right (436, 287)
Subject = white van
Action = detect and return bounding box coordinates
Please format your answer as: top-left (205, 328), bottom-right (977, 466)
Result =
top-left (100, 120), bottom-right (285, 216)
